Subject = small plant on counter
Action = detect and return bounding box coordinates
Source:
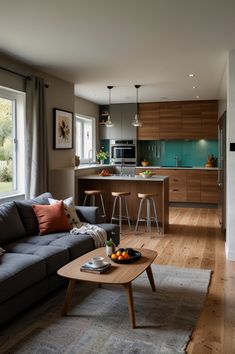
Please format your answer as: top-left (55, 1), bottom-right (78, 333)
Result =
top-left (96, 148), bottom-right (109, 161)
top-left (104, 238), bottom-right (116, 247)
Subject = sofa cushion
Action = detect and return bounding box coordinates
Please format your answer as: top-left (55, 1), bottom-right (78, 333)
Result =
top-left (32, 201), bottom-right (71, 235)
top-left (0, 253), bottom-right (46, 303)
top-left (20, 232), bottom-right (95, 260)
top-left (4, 242), bottom-right (70, 275)
top-left (0, 202), bottom-right (26, 246)
top-left (15, 192), bottom-right (52, 236)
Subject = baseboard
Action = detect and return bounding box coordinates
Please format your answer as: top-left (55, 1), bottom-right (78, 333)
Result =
top-left (169, 202), bottom-right (218, 209)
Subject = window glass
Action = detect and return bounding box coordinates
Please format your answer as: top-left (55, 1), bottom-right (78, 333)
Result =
top-left (75, 115), bottom-right (96, 163)
top-left (0, 87), bottom-right (25, 197)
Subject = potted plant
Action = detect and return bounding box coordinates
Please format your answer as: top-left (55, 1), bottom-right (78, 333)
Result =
top-left (96, 149), bottom-right (109, 165)
top-left (104, 238), bottom-right (116, 256)
top-left (141, 159), bottom-right (149, 167)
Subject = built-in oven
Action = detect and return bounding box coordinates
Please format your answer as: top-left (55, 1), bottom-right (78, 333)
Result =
top-left (110, 139), bottom-right (136, 165)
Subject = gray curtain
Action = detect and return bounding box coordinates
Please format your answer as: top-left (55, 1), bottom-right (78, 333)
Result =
top-left (25, 76), bottom-right (48, 198)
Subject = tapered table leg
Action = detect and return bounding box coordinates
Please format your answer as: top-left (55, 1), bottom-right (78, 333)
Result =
top-left (146, 265), bottom-right (156, 291)
top-left (61, 279), bottom-right (76, 316)
top-left (123, 282), bottom-right (136, 329)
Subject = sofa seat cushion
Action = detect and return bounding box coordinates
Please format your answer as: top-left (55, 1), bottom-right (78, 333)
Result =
top-left (0, 253), bottom-right (46, 303)
top-left (0, 202), bottom-right (26, 246)
top-left (4, 243), bottom-right (70, 275)
top-left (13, 232), bottom-right (95, 260)
top-left (15, 192), bottom-right (52, 236)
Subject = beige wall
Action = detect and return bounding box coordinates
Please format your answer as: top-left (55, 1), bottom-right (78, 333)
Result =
top-left (0, 53), bottom-right (75, 197)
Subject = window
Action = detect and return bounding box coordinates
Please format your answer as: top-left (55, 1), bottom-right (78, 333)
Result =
top-left (75, 115), bottom-right (96, 163)
top-left (0, 86), bottom-right (25, 198)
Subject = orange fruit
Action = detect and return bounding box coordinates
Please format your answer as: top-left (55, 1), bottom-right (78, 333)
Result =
top-left (122, 251), bottom-right (127, 256)
top-left (111, 253), bottom-right (118, 260)
top-left (118, 255), bottom-right (124, 260)
top-left (116, 251), bottom-right (122, 257)
top-left (123, 253), bottom-right (130, 259)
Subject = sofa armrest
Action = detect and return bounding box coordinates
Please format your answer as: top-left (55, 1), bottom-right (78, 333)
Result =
top-left (75, 206), bottom-right (100, 224)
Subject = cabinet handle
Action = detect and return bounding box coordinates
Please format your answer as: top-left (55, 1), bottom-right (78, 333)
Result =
top-left (173, 178), bottom-right (178, 182)
top-left (173, 189), bottom-right (179, 191)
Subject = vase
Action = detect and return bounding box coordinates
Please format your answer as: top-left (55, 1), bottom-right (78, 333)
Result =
top-left (100, 160), bottom-right (104, 165)
top-left (106, 245), bottom-right (115, 257)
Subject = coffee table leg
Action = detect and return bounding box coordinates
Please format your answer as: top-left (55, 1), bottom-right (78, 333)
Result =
top-left (123, 282), bottom-right (136, 329)
top-left (61, 279), bottom-right (76, 316)
top-left (146, 265), bottom-right (156, 291)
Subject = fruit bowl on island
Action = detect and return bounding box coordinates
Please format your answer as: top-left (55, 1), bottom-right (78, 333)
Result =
top-left (139, 170), bottom-right (153, 178)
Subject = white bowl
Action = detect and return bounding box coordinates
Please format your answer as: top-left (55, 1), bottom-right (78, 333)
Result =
top-left (139, 172), bottom-right (152, 178)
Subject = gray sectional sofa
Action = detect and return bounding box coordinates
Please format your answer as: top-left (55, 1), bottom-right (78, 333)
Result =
top-left (0, 192), bottom-right (119, 326)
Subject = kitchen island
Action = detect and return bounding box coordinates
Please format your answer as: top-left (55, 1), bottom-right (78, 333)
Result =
top-left (77, 174), bottom-right (169, 233)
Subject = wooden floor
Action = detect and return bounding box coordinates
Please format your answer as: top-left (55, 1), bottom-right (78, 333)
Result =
top-left (119, 207), bottom-right (235, 354)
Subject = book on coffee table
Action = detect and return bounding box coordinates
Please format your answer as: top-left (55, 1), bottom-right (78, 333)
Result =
top-left (80, 261), bottom-right (111, 274)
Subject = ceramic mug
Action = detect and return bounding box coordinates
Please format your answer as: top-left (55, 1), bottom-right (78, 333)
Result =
top-left (92, 256), bottom-right (104, 267)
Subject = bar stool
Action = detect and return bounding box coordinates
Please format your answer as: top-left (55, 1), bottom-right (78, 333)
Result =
top-left (83, 190), bottom-right (106, 220)
top-left (111, 191), bottom-right (131, 234)
top-left (135, 193), bottom-right (160, 234)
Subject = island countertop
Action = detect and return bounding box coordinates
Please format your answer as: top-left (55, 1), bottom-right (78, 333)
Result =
top-left (77, 173), bottom-right (169, 233)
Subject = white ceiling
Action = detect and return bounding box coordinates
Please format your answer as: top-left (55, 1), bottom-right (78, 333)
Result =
top-left (0, 0), bottom-right (234, 104)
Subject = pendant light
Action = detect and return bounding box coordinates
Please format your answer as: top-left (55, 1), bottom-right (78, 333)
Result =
top-left (105, 85), bottom-right (114, 127)
top-left (132, 84), bottom-right (142, 127)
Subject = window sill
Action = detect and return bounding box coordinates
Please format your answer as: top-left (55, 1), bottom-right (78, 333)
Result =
top-left (0, 193), bottom-right (25, 204)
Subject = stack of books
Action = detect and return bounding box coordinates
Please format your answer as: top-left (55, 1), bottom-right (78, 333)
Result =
top-left (80, 261), bottom-right (111, 274)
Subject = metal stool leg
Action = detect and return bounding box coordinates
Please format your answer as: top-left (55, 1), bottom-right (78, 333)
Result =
top-left (151, 197), bottom-right (160, 233)
top-left (99, 194), bottom-right (106, 220)
top-left (111, 196), bottom-right (118, 224)
top-left (83, 194), bottom-right (89, 206)
top-left (119, 196), bottom-right (122, 234)
top-left (146, 198), bottom-right (151, 233)
top-left (135, 198), bottom-right (145, 232)
top-left (124, 196), bottom-right (132, 230)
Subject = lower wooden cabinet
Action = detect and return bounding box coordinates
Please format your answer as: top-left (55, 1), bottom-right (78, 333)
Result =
top-left (136, 168), bottom-right (219, 203)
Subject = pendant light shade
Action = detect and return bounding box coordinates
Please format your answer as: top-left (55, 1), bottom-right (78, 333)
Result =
top-left (132, 85), bottom-right (142, 127)
top-left (105, 85), bottom-right (114, 127)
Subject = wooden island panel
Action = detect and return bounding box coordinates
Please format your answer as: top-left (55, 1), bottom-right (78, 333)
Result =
top-left (77, 177), bottom-right (169, 233)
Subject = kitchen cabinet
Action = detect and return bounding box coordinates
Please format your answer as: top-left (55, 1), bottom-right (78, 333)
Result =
top-left (200, 170), bottom-right (219, 203)
top-left (99, 103), bottom-right (137, 140)
top-left (186, 170), bottom-right (201, 202)
top-left (138, 103), bottom-right (160, 140)
top-left (159, 102), bottom-right (182, 139)
top-left (138, 100), bottom-right (218, 140)
top-left (136, 168), bottom-right (219, 203)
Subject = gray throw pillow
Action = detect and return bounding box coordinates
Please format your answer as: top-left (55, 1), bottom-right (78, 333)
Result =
top-left (15, 192), bottom-right (53, 236)
top-left (0, 202), bottom-right (26, 246)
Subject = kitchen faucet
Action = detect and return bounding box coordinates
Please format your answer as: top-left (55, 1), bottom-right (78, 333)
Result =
top-left (88, 149), bottom-right (94, 165)
top-left (174, 156), bottom-right (179, 167)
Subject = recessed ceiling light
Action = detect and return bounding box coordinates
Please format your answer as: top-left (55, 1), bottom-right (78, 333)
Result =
top-left (188, 73), bottom-right (195, 77)
top-left (192, 86), bottom-right (197, 89)
top-left (196, 95), bottom-right (200, 99)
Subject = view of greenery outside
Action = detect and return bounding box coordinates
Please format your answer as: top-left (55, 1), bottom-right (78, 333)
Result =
top-left (0, 97), bottom-right (13, 194)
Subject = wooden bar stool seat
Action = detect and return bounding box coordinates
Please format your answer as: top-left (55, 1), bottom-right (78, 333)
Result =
top-left (83, 190), bottom-right (106, 220)
top-left (111, 191), bottom-right (131, 233)
top-left (135, 193), bottom-right (160, 234)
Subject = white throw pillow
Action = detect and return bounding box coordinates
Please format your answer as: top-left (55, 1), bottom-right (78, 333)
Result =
top-left (48, 197), bottom-right (80, 227)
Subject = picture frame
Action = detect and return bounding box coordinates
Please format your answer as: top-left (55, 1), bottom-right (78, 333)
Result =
top-left (53, 108), bottom-right (73, 149)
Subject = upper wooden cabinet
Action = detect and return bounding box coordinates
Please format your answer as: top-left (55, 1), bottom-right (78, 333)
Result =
top-left (137, 100), bottom-right (218, 140)
top-left (138, 103), bottom-right (160, 140)
top-left (159, 102), bottom-right (182, 139)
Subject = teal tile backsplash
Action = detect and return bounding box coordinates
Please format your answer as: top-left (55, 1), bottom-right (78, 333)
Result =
top-left (137, 140), bottom-right (218, 167)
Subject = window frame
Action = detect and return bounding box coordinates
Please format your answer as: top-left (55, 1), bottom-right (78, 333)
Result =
top-left (0, 86), bottom-right (25, 201)
top-left (75, 114), bottom-right (96, 164)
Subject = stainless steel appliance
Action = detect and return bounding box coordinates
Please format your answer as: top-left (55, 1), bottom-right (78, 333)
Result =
top-left (110, 139), bottom-right (136, 165)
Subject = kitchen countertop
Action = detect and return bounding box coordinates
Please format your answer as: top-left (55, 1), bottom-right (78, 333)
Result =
top-left (78, 174), bottom-right (168, 181)
top-left (76, 164), bottom-right (218, 171)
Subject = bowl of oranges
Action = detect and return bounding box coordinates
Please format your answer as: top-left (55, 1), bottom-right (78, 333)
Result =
top-left (110, 248), bottom-right (141, 263)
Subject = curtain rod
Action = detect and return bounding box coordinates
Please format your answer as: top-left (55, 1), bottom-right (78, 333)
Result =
top-left (0, 66), bottom-right (49, 87)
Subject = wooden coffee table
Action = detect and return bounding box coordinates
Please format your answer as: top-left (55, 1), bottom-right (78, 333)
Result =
top-left (57, 247), bottom-right (158, 328)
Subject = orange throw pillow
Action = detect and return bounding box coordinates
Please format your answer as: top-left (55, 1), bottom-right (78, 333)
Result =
top-left (32, 201), bottom-right (71, 235)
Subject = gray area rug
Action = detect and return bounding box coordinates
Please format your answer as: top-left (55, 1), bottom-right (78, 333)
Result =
top-left (0, 265), bottom-right (212, 354)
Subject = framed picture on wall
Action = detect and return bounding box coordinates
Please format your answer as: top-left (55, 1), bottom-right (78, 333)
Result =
top-left (53, 108), bottom-right (73, 149)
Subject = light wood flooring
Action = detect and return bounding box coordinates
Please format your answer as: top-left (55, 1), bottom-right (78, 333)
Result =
top-left (119, 207), bottom-right (235, 354)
